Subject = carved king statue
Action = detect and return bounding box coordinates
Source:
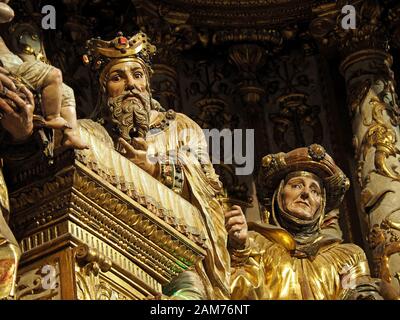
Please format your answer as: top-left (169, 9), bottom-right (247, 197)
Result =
top-left (81, 32), bottom-right (234, 299)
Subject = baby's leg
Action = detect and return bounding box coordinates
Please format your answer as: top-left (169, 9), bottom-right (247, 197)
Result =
top-left (41, 68), bottom-right (70, 130)
top-left (60, 84), bottom-right (88, 150)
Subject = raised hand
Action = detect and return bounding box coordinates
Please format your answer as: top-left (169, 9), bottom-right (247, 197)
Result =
top-left (0, 67), bottom-right (34, 142)
top-left (118, 137), bottom-right (159, 178)
top-left (224, 205), bottom-right (248, 249)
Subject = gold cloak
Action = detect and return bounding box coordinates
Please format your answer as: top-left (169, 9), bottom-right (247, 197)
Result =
top-left (230, 230), bottom-right (378, 300)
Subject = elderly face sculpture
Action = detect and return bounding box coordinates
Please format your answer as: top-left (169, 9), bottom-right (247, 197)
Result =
top-left (104, 60), bottom-right (152, 139)
top-left (84, 32), bottom-right (158, 140)
top-left (106, 61), bottom-right (148, 98)
top-left (281, 174), bottom-right (322, 221)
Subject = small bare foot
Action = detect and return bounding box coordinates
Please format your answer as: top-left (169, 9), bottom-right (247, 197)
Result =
top-left (44, 116), bottom-right (72, 130)
top-left (62, 130), bottom-right (89, 150)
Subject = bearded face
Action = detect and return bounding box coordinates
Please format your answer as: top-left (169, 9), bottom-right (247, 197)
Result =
top-left (106, 89), bottom-right (152, 141)
top-left (103, 60), bottom-right (152, 141)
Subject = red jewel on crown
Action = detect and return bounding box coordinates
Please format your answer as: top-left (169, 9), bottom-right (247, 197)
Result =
top-left (118, 37), bottom-right (127, 45)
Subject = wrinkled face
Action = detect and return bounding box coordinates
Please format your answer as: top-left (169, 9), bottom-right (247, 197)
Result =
top-left (106, 61), bottom-right (148, 99)
top-left (281, 175), bottom-right (322, 221)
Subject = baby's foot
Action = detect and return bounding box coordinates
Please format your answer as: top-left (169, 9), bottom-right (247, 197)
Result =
top-left (44, 116), bottom-right (72, 130)
top-left (62, 130), bottom-right (89, 150)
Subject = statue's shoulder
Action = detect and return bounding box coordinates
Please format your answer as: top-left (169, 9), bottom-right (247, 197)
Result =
top-left (174, 111), bottom-right (190, 122)
top-left (173, 111), bottom-right (202, 131)
top-left (77, 119), bottom-right (114, 148)
top-left (326, 242), bottom-right (367, 262)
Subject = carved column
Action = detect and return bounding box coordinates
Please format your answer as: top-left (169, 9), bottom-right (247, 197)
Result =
top-left (228, 43), bottom-right (269, 167)
top-left (337, 1), bottom-right (400, 292)
top-left (228, 44), bottom-right (266, 114)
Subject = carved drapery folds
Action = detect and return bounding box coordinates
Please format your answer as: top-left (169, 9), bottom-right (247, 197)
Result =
top-left (339, 1), bottom-right (400, 291)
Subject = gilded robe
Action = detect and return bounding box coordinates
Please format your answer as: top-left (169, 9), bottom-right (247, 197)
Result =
top-left (144, 111), bottom-right (230, 299)
top-left (230, 230), bottom-right (380, 300)
top-left (78, 110), bottom-right (231, 299)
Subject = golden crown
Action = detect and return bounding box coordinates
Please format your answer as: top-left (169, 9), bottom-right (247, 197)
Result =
top-left (83, 32), bottom-right (156, 80)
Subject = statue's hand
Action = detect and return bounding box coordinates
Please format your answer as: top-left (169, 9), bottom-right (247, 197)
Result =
top-left (225, 205), bottom-right (248, 249)
top-left (118, 137), bottom-right (160, 178)
top-left (0, 69), bottom-right (34, 142)
top-left (0, 67), bottom-right (17, 92)
top-left (0, 66), bottom-right (34, 106)
top-left (379, 279), bottom-right (400, 300)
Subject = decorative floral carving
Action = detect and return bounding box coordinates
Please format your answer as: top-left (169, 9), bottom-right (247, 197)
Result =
top-left (360, 97), bottom-right (400, 181)
top-left (335, 1), bottom-right (388, 55)
top-left (16, 262), bottom-right (60, 300)
top-left (75, 244), bottom-right (127, 300)
top-left (269, 93), bottom-right (323, 152)
top-left (192, 98), bottom-right (239, 130)
top-left (76, 265), bottom-right (126, 300)
top-left (347, 79), bottom-right (371, 118)
top-left (183, 60), bottom-right (234, 101)
top-left (135, 0), bottom-right (313, 29)
top-left (369, 223), bottom-right (400, 283)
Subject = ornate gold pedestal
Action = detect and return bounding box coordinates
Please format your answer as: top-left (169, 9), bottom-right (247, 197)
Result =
top-left (5, 144), bottom-right (206, 300)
